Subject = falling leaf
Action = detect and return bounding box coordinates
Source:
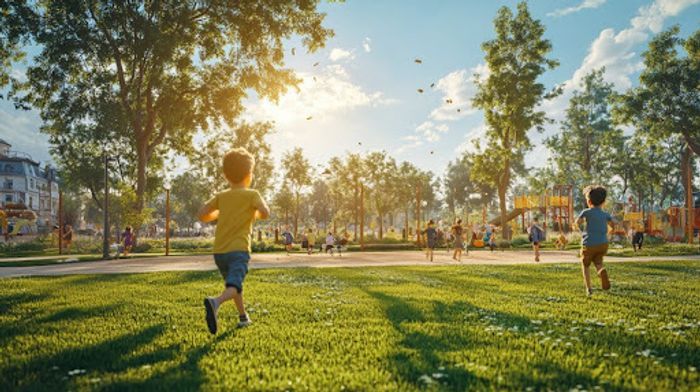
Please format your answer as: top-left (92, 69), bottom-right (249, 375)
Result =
top-left (313, 76), bottom-right (317, 82)
top-left (430, 151), bottom-right (434, 155)
top-left (414, 58), bottom-right (422, 64)
top-left (457, 108), bottom-right (461, 112)
top-left (417, 88), bottom-right (424, 93)
top-left (313, 62), bottom-right (320, 67)
top-left (445, 98), bottom-right (453, 104)
top-left (358, 142), bottom-right (362, 146)
top-left (430, 83), bottom-right (435, 88)
top-left (306, 116), bottom-right (313, 120)
top-left (291, 47), bottom-right (296, 56)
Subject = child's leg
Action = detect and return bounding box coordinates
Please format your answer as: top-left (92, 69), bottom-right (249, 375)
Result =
top-left (581, 263), bottom-right (592, 290)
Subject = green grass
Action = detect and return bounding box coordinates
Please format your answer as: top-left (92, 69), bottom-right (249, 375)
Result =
top-left (1, 262), bottom-right (699, 391)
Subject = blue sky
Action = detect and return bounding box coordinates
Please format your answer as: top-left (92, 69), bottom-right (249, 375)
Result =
top-left (1, 0), bottom-right (699, 177)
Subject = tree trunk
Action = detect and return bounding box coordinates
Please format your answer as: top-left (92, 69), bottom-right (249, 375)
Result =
top-left (378, 213), bottom-right (384, 239)
top-left (498, 159), bottom-right (511, 239)
top-left (294, 192), bottom-right (299, 237)
top-left (354, 180), bottom-right (358, 241)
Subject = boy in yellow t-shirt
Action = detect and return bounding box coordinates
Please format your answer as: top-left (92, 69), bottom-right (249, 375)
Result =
top-left (198, 148), bottom-right (270, 334)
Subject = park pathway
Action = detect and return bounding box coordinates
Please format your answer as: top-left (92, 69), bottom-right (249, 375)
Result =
top-left (1, 250), bottom-right (699, 278)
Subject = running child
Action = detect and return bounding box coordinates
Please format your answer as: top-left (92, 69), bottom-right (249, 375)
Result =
top-left (575, 185), bottom-right (614, 296)
top-left (305, 228), bottom-right (316, 255)
top-left (423, 220), bottom-right (438, 262)
top-left (198, 147), bottom-right (270, 333)
top-left (281, 227), bottom-right (294, 255)
top-left (325, 232), bottom-right (336, 256)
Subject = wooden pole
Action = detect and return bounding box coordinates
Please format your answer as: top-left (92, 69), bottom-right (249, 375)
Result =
top-left (165, 188), bottom-right (171, 256)
top-left (102, 154), bottom-right (110, 259)
top-left (58, 190), bottom-right (63, 255)
top-left (360, 183), bottom-right (365, 250)
top-left (415, 186), bottom-right (421, 245)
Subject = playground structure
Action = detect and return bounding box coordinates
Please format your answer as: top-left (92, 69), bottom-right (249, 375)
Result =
top-left (487, 189), bottom-right (699, 242)
top-left (0, 202), bottom-right (38, 239)
top-left (489, 185), bottom-right (574, 235)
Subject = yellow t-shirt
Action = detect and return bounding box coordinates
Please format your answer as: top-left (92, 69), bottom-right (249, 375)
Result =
top-left (206, 188), bottom-right (264, 254)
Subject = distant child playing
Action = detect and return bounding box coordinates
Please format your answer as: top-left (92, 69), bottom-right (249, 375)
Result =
top-left (528, 217), bottom-right (545, 262)
top-left (198, 147), bottom-right (270, 334)
top-left (281, 227), bottom-right (294, 255)
top-left (423, 220), bottom-right (438, 262)
top-left (575, 185), bottom-right (614, 296)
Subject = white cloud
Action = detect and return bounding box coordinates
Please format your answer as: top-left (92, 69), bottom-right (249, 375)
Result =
top-left (245, 64), bottom-right (394, 126)
top-left (455, 123), bottom-right (488, 154)
top-left (416, 121), bottom-right (449, 142)
top-left (362, 37), bottom-right (372, 53)
top-left (548, 0), bottom-right (606, 17)
top-left (329, 48), bottom-right (355, 62)
top-left (429, 63), bottom-right (488, 122)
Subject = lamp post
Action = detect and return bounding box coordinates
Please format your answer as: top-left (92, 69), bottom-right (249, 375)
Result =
top-left (164, 178), bottom-right (171, 256)
top-left (102, 153), bottom-right (110, 260)
top-left (360, 183), bottom-right (365, 250)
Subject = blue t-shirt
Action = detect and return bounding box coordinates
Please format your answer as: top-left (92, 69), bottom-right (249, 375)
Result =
top-left (577, 207), bottom-right (613, 246)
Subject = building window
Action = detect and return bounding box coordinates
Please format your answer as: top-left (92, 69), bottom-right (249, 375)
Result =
top-left (29, 196), bottom-right (33, 208)
top-left (4, 164), bottom-right (11, 172)
top-left (4, 194), bottom-right (11, 203)
top-left (30, 178), bottom-right (35, 190)
top-left (4, 179), bottom-right (12, 190)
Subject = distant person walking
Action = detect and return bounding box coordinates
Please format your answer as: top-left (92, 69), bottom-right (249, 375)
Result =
top-left (422, 220), bottom-right (438, 262)
top-left (632, 227), bottom-right (644, 252)
top-left (325, 232), bottom-right (336, 256)
top-left (281, 227), bottom-right (294, 255)
top-left (304, 228), bottom-right (315, 255)
top-left (122, 226), bottom-right (134, 257)
top-left (451, 218), bottom-right (465, 262)
top-left (528, 217), bottom-right (545, 262)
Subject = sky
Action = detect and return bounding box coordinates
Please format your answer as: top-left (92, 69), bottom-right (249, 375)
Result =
top-left (1, 0), bottom-right (699, 178)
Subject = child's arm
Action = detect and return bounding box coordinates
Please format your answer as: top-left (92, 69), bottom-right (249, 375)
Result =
top-left (198, 195), bottom-right (219, 223)
top-left (254, 195), bottom-right (271, 220)
top-left (198, 204), bottom-right (219, 223)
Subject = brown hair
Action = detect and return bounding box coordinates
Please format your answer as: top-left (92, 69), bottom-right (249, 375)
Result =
top-left (584, 185), bottom-right (607, 207)
top-left (222, 148), bottom-right (255, 184)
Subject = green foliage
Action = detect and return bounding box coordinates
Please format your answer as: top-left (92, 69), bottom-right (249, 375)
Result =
top-left (1, 262), bottom-right (699, 390)
top-left (471, 1), bottom-right (558, 236)
top-left (1, 0), bottom-right (333, 214)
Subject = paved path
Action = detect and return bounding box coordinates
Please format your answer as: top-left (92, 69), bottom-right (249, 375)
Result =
top-left (1, 250), bottom-right (699, 278)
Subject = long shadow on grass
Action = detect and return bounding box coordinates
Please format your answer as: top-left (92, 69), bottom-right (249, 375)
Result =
top-left (103, 329), bottom-right (237, 391)
top-left (366, 290), bottom-right (489, 389)
top-left (0, 324), bottom-right (176, 391)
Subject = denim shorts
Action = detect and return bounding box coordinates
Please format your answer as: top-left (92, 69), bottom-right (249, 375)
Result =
top-left (214, 251), bottom-right (250, 293)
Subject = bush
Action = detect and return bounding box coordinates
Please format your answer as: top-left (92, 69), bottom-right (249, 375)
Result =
top-left (511, 235), bottom-right (530, 247)
top-left (496, 239), bottom-right (511, 249)
top-left (0, 236), bottom-right (50, 254)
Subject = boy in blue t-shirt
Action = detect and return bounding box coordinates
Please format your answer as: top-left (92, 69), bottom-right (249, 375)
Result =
top-left (575, 185), bottom-right (614, 296)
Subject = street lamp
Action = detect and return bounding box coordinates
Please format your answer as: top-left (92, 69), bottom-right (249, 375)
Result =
top-left (164, 178), bottom-right (171, 256)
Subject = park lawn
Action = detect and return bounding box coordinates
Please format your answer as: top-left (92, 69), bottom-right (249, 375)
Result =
top-left (1, 262), bottom-right (699, 391)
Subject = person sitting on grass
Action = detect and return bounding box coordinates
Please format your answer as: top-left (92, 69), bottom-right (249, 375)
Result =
top-left (198, 147), bottom-right (270, 334)
top-left (423, 220), bottom-right (438, 262)
top-left (575, 185), bottom-right (614, 297)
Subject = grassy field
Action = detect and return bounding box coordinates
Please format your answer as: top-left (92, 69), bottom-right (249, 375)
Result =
top-left (1, 262), bottom-right (699, 391)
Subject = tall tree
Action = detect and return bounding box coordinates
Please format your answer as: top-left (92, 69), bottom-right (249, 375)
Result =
top-left (545, 68), bottom-right (624, 208)
top-left (197, 121), bottom-right (275, 196)
top-left (1, 1), bottom-right (333, 215)
top-left (170, 172), bottom-right (209, 233)
top-left (281, 147), bottom-right (312, 236)
top-left (363, 151), bottom-right (398, 239)
top-left (272, 181), bottom-right (295, 228)
top-left (472, 1), bottom-right (559, 238)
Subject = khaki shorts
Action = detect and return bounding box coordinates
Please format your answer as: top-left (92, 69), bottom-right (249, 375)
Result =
top-left (580, 243), bottom-right (608, 267)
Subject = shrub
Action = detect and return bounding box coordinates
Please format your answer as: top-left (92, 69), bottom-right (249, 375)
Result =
top-left (511, 235), bottom-right (530, 247)
top-left (496, 239), bottom-right (511, 249)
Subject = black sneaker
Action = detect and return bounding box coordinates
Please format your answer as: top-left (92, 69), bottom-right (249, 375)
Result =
top-left (204, 297), bottom-right (218, 334)
top-left (586, 288), bottom-right (593, 297)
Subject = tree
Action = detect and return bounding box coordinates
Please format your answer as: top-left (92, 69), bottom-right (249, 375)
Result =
top-left (281, 148), bottom-right (312, 236)
top-left (472, 1), bottom-right (559, 238)
top-left (363, 151), bottom-right (398, 239)
top-left (614, 25), bottom-right (700, 240)
top-left (1, 1), bottom-right (333, 216)
top-left (545, 68), bottom-right (624, 209)
top-left (170, 172), bottom-right (209, 233)
top-left (197, 121), bottom-right (275, 197)
top-left (272, 181), bottom-right (294, 228)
